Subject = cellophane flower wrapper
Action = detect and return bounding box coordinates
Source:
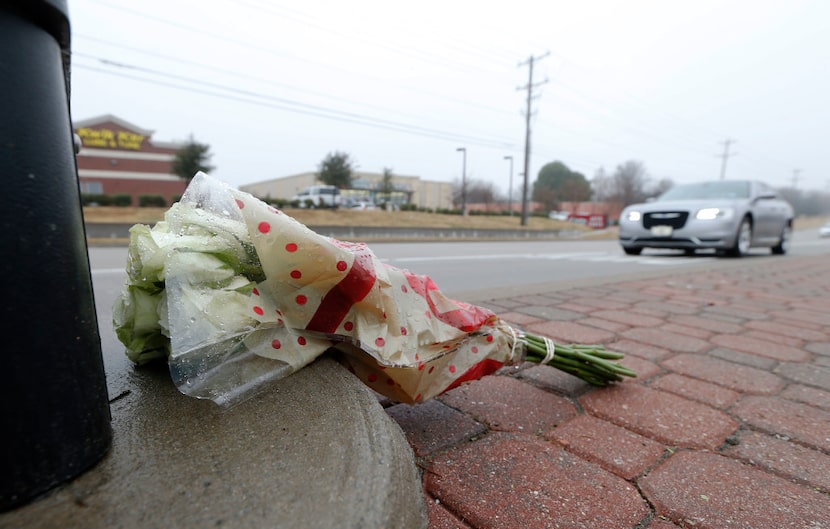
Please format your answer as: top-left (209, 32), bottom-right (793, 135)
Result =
top-left (114, 173), bottom-right (520, 406)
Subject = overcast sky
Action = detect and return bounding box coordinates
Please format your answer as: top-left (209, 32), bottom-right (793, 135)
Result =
top-left (68, 0), bottom-right (830, 195)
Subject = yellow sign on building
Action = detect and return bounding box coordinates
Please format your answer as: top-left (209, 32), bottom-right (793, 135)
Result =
top-left (76, 127), bottom-right (145, 150)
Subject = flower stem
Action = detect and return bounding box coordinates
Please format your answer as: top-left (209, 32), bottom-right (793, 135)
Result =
top-left (521, 332), bottom-right (637, 386)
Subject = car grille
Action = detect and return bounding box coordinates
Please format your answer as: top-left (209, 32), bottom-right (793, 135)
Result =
top-left (643, 211), bottom-right (688, 229)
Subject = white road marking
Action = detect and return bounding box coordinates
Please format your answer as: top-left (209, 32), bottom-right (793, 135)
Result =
top-left (386, 252), bottom-right (714, 266)
top-left (91, 268), bottom-right (128, 276)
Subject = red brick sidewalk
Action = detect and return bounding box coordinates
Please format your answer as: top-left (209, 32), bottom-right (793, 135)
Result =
top-left (386, 255), bottom-right (830, 529)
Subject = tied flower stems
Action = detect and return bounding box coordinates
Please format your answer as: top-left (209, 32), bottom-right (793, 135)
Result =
top-left (521, 332), bottom-right (637, 386)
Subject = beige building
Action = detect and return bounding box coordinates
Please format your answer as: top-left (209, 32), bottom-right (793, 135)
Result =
top-left (239, 171), bottom-right (454, 210)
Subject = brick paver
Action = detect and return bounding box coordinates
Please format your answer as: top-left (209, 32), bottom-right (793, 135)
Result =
top-left (774, 362), bottom-right (830, 388)
top-left (634, 300), bottom-right (699, 315)
top-left (639, 451), bottom-right (830, 529)
top-left (721, 429), bottom-right (830, 492)
top-left (579, 384), bottom-right (738, 449)
top-left (607, 339), bottom-right (672, 361)
top-left (702, 303), bottom-right (769, 321)
top-left (616, 355), bottom-right (661, 381)
top-left (496, 311), bottom-right (543, 326)
top-left (649, 373), bottom-right (740, 408)
top-left (437, 375), bottom-right (577, 435)
top-left (425, 497), bottom-right (468, 529)
top-left (707, 346), bottom-right (778, 369)
top-left (780, 383), bottom-right (830, 411)
top-left (621, 327), bottom-right (710, 353)
top-left (516, 306), bottom-right (583, 321)
top-left (744, 328), bottom-right (804, 347)
top-left (425, 432), bottom-right (649, 529)
top-left (525, 320), bottom-right (615, 344)
top-left (545, 414), bottom-right (665, 479)
top-left (386, 399), bottom-right (486, 457)
top-left (771, 308), bottom-right (830, 327)
top-left (807, 341), bottom-right (830, 356)
top-left (659, 322), bottom-right (712, 339)
top-left (670, 314), bottom-right (743, 335)
top-left (383, 255), bottom-right (830, 529)
top-left (579, 316), bottom-right (629, 333)
top-left (730, 395), bottom-right (830, 451)
top-left (514, 364), bottom-right (591, 397)
top-left (589, 310), bottom-right (663, 328)
top-left (659, 353), bottom-right (785, 394)
top-left (710, 333), bottom-right (811, 361)
top-left (645, 519), bottom-right (682, 529)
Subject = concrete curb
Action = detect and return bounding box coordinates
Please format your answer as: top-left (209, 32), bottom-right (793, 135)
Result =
top-left (1, 357), bottom-right (427, 528)
top-left (83, 222), bottom-right (591, 243)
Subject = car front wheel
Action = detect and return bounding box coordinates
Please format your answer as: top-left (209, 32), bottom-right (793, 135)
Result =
top-left (771, 223), bottom-right (792, 255)
top-left (727, 218), bottom-right (752, 257)
top-left (622, 246), bottom-right (642, 255)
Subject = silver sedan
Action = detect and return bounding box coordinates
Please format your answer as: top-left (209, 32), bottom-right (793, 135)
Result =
top-left (619, 180), bottom-right (794, 257)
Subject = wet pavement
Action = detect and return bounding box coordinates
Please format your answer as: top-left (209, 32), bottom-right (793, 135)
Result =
top-left (386, 253), bottom-right (830, 529)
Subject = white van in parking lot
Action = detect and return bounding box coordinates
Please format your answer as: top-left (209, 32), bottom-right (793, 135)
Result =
top-left (292, 185), bottom-right (342, 208)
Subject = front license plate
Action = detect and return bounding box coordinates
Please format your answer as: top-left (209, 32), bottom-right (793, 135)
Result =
top-left (650, 225), bottom-right (673, 237)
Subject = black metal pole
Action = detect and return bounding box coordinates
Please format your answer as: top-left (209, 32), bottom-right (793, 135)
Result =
top-left (0, 0), bottom-right (112, 511)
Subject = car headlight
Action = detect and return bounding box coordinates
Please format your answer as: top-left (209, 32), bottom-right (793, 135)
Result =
top-left (625, 210), bottom-right (641, 222)
top-left (696, 207), bottom-right (734, 220)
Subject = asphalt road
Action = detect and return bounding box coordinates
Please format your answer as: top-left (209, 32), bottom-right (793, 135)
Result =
top-left (89, 230), bottom-right (830, 344)
top-left (369, 232), bottom-right (830, 299)
top-left (90, 231), bottom-right (830, 296)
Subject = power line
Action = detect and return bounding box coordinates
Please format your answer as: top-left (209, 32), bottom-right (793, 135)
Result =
top-left (76, 2), bottom-right (812, 189)
top-left (81, 0), bottom-right (520, 117)
top-left (72, 42), bottom-right (510, 138)
top-left (228, 0), bottom-right (520, 78)
top-left (72, 60), bottom-right (517, 149)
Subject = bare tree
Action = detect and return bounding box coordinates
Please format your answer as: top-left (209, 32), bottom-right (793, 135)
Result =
top-left (593, 162), bottom-right (673, 206)
top-left (591, 167), bottom-right (614, 201)
top-left (650, 178), bottom-right (674, 197)
top-left (452, 178), bottom-right (497, 207)
top-left (613, 160), bottom-right (649, 206)
top-left (778, 186), bottom-right (830, 215)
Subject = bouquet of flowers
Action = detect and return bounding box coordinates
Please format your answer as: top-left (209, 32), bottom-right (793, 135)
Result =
top-left (113, 173), bottom-right (635, 406)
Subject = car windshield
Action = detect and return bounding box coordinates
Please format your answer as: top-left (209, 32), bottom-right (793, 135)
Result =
top-left (657, 181), bottom-right (751, 201)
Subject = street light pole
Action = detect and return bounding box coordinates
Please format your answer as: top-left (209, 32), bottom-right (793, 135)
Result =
top-left (503, 155), bottom-right (513, 216)
top-left (456, 147), bottom-right (467, 215)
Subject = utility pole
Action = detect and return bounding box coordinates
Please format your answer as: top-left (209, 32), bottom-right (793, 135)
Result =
top-left (791, 169), bottom-right (801, 188)
top-left (503, 155), bottom-right (513, 215)
top-left (518, 52), bottom-right (549, 226)
top-left (456, 147), bottom-right (467, 215)
top-left (717, 139), bottom-right (736, 180)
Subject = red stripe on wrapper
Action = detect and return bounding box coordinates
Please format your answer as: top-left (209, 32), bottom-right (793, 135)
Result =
top-left (403, 271), bottom-right (495, 332)
top-left (305, 247), bottom-right (377, 333)
top-left (442, 358), bottom-right (505, 393)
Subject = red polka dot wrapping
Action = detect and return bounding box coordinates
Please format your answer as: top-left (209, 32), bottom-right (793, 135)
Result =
top-left (114, 173), bottom-right (522, 406)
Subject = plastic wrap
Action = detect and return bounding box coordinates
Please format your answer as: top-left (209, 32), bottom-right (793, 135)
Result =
top-left (114, 173), bottom-right (521, 406)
